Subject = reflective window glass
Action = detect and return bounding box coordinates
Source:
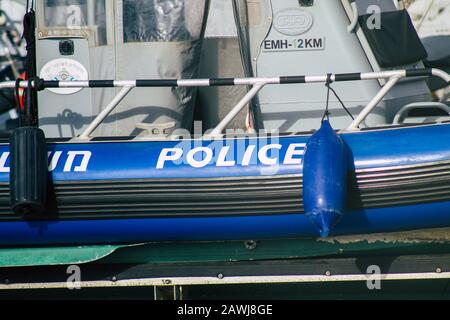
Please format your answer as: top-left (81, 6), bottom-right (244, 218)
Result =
top-left (44, 0), bottom-right (107, 45)
top-left (123, 0), bottom-right (207, 42)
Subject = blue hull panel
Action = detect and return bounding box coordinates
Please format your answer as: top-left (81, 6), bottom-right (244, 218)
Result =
top-left (2, 201), bottom-right (450, 246)
top-left (1, 123), bottom-right (450, 245)
top-left (1, 122), bottom-right (450, 182)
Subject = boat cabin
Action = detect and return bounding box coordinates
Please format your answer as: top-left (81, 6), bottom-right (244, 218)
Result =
top-left (36, 0), bottom-right (209, 137)
top-left (33, 0), bottom-right (449, 139)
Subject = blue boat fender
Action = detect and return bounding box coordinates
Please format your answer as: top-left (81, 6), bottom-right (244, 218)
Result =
top-left (303, 120), bottom-right (349, 237)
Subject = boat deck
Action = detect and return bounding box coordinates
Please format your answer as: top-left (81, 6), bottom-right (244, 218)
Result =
top-left (1, 228), bottom-right (450, 299)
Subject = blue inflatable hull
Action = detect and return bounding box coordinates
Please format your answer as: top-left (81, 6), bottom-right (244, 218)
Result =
top-left (1, 122), bottom-right (450, 246)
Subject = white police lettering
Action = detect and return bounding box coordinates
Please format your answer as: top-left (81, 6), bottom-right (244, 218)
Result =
top-left (186, 147), bottom-right (214, 168)
top-left (284, 143), bottom-right (306, 165)
top-left (156, 144), bottom-right (306, 169)
top-left (217, 146), bottom-right (236, 167)
top-left (258, 144), bottom-right (282, 166)
top-left (0, 151), bottom-right (92, 173)
top-left (242, 145), bottom-right (256, 166)
top-left (156, 148), bottom-right (183, 169)
top-left (0, 152), bottom-right (10, 173)
top-left (64, 151), bottom-right (92, 172)
top-left (48, 151), bottom-right (63, 171)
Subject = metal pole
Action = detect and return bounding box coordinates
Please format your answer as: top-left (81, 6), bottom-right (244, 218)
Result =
top-left (79, 86), bottom-right (133, 139)
top-left (346, 76), bottom-right (402, 130)
top-left (87, 0), bottom-right (96, 26)
top-left (416, 0), bottom-right (435, 31)
top-left (205, 82), bottom-right (266, 138)
top-left (432, 68), bottom-right (450, 84)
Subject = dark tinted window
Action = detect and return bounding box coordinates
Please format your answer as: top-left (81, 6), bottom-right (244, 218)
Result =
top-left (123, 0), bottom-right (207, 43)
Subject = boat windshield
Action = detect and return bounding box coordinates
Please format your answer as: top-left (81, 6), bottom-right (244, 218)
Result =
top-left (43, 0), bottom-right (107, 45)
top-left (123, 0), bottom-right (207, 42)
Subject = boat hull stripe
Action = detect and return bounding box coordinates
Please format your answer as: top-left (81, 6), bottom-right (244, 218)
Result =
top-left (209, 78), bottom-right (236, 86)
top-left (43, 80), bottom-right (60, 88)
top-left (89, 80), bottom-right (115, 88)
top-left (405, 68), bottom-right (433, 78)
top-left (135, 79), bottom-right (178, 87)
top-left (279, 76), bottom-right (306, 84)
top-left (334, 73), bottom-right (362, 82)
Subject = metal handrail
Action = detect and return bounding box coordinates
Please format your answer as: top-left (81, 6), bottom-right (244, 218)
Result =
top-left (1, 68), bottom-right (449, 139)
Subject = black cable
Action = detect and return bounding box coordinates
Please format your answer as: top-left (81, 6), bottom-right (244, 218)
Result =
top-left (22, 0), bottom-right (38, 127)
top-left (26, 0), bottom-right (34, 12)
top-left (327, 85), bottom-right (355, 121)
top-left (322, 74), bottom-right (355, 123)
top-left (321, 73), bottom-right (332, 123)
top-left (24, 77), bottom-right (33, 126)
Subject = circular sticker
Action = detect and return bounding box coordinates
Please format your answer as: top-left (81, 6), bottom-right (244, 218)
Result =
top-left (40, 58), bottom-right (89, 95)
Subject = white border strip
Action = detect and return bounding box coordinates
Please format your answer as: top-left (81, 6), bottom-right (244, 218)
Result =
top-left (1, 272), bottom-right (449, 290)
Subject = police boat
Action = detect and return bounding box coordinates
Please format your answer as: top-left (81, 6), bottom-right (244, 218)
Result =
top-left (0, 0), bottom-right (449, 246)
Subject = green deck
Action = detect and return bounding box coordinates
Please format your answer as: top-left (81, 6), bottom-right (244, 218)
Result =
top-left (1, 228), bottom-right (450, 299)
top-left (2, 228), bottom-right (450, 267)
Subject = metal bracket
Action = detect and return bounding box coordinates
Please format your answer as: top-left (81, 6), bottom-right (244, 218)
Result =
top-left (135, 121), bottom-right (177, 140)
